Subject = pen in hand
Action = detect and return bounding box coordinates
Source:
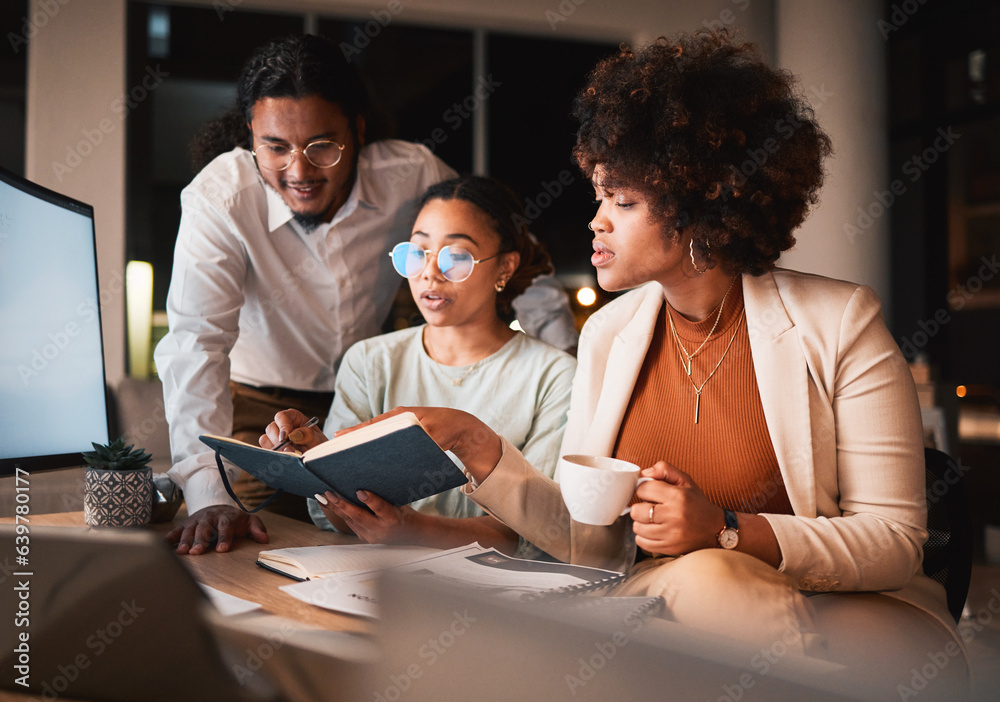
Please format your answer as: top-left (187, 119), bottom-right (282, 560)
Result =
top-left (272, 416), bottom-right (319, 452)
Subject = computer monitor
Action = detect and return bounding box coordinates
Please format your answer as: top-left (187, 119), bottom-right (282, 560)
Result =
top-left (0, 165), bottom-right (111, 478)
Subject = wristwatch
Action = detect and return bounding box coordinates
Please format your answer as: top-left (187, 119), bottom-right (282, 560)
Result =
top-left (717, 509), bottom-right (739, 550)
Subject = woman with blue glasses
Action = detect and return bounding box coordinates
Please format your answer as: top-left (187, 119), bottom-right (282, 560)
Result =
top-left (264, 175), bottom-right (576, 556)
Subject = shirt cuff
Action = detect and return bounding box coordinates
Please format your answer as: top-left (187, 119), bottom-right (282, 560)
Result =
top-left (168, 458), bottom-right (237, 515)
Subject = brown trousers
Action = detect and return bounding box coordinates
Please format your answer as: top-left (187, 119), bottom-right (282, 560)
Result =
top-left (229, 381), bottom-right (335, 522)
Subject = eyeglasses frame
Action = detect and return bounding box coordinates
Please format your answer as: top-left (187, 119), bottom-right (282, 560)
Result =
top-left (388, 242), bottom-right (505, 283)
top-left (251, 139), bottom-right (346, 171)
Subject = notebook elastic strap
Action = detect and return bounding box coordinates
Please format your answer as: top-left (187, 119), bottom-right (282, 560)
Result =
top-left (214, 449), bottom-right (284, 513)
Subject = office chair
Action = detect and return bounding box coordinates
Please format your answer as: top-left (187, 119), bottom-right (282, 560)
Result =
top-left (921, 447), bottom-right (974, 622)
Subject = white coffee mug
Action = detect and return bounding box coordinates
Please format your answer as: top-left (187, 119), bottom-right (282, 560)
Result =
top-left (558, 454), bottom-right (651, 526)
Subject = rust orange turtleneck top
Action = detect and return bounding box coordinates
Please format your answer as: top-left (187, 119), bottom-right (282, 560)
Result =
top-left (613, 278), bottom-right (794, 516)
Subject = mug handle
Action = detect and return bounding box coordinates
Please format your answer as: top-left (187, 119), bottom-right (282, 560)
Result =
top-left (619, 476), bottom-right (655, 516)
top-left (621, 476), bottom-right (656, 568)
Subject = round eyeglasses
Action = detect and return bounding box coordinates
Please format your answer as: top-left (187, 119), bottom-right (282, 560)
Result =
top-left (251, 140), bottom-right (346, 171)
top-left (389, 242), bottom-right (502, 283)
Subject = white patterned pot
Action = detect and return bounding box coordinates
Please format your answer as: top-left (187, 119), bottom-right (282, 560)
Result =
top-left (84, 466), bottom-right (153, 527)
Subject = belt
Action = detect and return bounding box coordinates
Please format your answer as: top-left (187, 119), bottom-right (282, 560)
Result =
top-left (232, 381), bottom-right (335, 403)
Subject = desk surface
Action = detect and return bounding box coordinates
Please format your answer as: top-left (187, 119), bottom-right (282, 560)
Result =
top-left (0, 510), bottom-right (373, 636)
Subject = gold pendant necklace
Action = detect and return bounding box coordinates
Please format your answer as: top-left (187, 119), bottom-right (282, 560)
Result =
top-left (437, 360), bottom-right (480, 387)
top-left (666, 279), bottom-right (745, 424)
top-left (666, 276), bottom-right (738, 374)
top-left (423, 331), bottom-right (483, 387)
top-left (673, 308), bottom-right (745, 423)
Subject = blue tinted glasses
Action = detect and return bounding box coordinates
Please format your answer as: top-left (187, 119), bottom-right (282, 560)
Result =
top-left (389, 242), bottom-right (501, 283)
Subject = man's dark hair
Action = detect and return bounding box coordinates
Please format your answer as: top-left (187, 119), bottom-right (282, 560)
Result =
top-left (189, 34), bottom-right (370, 172)
top-left (572, 29), bottom-right (832, 275)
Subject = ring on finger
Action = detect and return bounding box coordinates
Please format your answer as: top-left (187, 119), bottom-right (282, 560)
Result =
top-left (648, 505), bottom-right (655, 523)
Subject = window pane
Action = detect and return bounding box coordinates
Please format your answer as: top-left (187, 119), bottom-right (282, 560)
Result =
top-left (317, 18), bottom-right (474, 173)
top-left (125, 2), bottom-right (303, 309)
top-left (488, 33), bottom-right (618, 288)
top-left (0, 0), bottom-right (28, 176)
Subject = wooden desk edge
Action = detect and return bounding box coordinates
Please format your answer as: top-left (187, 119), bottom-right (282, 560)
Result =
top-left (0, 510), bottom-right (374, 635)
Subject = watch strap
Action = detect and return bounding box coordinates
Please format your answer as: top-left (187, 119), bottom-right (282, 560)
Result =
top-left (723, 508), bottom-right (739, 531)
top-left (717, 508), bottom-right (740, 549)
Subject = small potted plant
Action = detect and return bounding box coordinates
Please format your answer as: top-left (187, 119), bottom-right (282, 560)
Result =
top-left (82, 438), bottom-right (154, 527)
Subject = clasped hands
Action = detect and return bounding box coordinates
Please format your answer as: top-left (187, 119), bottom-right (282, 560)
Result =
top-left (628, 461), bottom-right (728, 556)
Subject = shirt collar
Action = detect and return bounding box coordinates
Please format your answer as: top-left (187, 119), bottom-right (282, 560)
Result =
top-left (263, 179), bottom-right (294, 233)
top-left (261, 148), bottom-right (380, 234)
top-left (345, 148), bottom-right (380, 214)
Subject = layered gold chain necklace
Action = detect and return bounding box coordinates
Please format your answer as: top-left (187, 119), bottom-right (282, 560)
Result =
top-left (666, 276), bottom-right (743, 424)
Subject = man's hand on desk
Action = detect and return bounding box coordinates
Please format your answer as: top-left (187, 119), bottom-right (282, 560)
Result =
top-left (166, 505), bottom-right (268, 555)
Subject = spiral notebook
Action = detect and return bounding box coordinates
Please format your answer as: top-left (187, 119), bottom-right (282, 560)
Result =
top-left (280, 543), bottom-right (645, 619)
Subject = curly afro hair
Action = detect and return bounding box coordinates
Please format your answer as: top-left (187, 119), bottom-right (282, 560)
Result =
top-left (572, 29), bottom-right (832, 275)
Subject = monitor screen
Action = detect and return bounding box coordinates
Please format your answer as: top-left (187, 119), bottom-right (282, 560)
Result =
top-left (0, 165), bottom-right (110, 477)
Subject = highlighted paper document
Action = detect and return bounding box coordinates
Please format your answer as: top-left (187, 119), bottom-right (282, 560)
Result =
top-left (281, 543), bottom-right (626, 618)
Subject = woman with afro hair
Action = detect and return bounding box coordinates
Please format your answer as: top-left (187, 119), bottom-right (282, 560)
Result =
top-left (272, 29), bottom-right (968, 696)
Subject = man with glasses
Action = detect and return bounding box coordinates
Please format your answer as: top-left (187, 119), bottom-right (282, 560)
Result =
top-left (155, 34), bottom-right (577, 555)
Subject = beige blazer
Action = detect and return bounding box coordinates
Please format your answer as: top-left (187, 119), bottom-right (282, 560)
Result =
top-left (468, 269), bottom-right (954, 631)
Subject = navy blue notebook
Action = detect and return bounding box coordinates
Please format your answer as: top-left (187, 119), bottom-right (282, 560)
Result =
top-left (200, 412), bottom-right (467, 507)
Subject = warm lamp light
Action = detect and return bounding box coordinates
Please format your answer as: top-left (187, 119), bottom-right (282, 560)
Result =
top-left (576, 287), bottom-right (597, 306)
top-left (956, 385), bottom-right (967, 398)
top-left (126, 260), bottom-right (154, 378)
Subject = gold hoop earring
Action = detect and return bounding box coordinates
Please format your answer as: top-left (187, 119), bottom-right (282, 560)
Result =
top-left (690, 239), bottom-right (707, 274)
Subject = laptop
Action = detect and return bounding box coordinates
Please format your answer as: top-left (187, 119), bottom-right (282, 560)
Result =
top-left (0, 525), bottom-right (267, 702)
top-left (360, 571), bottom-right (867, 702)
